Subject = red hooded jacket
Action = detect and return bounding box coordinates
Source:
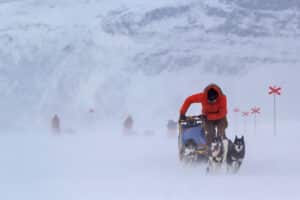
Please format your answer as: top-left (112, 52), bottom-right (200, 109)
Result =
top-left (180, 84), bottom-right (227, 120)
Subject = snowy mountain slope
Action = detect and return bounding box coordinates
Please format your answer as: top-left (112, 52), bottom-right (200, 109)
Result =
top-left (102, 0), bottom-right (300, 75)
top-left (226, 0), bottom-right (300, 10)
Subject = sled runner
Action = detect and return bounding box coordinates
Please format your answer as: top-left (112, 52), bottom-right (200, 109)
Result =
top-left (178, 115), bottom-right (208, 163)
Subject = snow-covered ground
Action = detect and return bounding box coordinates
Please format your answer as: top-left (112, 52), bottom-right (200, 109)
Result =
top-left (0, 122), bottom-right (299, 200)
top-left (1, 0), bottom-right (300, 199)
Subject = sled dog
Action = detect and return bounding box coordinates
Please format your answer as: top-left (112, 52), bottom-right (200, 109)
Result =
top-left (226, 136), bottom-right (245, 173)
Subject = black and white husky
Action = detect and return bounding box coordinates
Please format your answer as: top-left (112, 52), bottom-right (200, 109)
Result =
top-left (207, 136), bottom-right (245, 174)
top-left (226, 136), bottom-right (246, 173)
top-left (207, 137), bottom-right (224, 173)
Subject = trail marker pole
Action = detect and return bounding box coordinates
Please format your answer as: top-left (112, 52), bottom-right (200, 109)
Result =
top-left (242, 112), bottom-right (249, 134)
top-left (233, 108), bottom-right (240, 133)
top-left (251, 107), bottom-right (261, 135)
top-left (268, 86), bottom-right (281, 136)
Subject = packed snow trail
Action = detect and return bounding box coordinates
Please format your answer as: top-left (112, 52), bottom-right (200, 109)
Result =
top-left (0, 122), bottom-right (299, 200)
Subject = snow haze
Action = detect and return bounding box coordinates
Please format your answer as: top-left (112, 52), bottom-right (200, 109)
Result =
top-left (0, 0), bottom-right (299, 199)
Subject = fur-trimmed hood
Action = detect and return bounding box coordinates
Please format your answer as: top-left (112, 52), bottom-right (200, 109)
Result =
top-left (203, 83), bottom-right (224, 99)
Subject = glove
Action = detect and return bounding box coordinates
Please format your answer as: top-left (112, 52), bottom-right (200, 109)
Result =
top-left (179, 114), bottom-right (186, 121)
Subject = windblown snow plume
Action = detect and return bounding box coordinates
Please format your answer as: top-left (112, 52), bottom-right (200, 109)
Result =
top-left (0, 1), bottom-right (300, 200)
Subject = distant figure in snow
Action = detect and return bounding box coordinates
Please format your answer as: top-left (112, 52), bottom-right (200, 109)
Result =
top-left (123, 115), bottom-right (135, 135)
top-left (51, 114), bottom-right (61, 134)
top-left (167, 120), bottom-right (177, 137)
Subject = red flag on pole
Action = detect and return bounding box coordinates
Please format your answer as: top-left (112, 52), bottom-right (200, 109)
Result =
top-left (251, 107), bottom-right (261, 135)
top-left (242, 112), bottom-right (249, 117)
top-left (269, 86), bottom-right (281, 95)
top-left (233, 108), bottom-right (240, 133)
top-left (251, 107), bottom-right (261, 114)
top-left (242, 111), bottom-right (249, 134)
top-left (233, 108), bottom-right (240, 113)
top-left (269, 85), bottom-right (282, 136)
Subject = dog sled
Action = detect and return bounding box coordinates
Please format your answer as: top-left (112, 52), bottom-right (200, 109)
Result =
top-left (178, 115), bottom-right (208, 163)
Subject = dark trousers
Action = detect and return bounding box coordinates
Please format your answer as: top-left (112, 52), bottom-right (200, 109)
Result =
top-left (204, 117), bottom-right (228, 145)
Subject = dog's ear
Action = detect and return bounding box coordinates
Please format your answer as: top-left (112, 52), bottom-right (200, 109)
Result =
top-left (241, 136), bottom-right (244, 141)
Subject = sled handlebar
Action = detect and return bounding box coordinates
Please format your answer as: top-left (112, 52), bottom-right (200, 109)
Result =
top-left (186, 115), bottom-right (205, 119)
top-left (178, 115), bottom-right (205, 124)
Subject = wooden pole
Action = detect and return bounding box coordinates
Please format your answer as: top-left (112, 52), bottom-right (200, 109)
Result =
top-left (269, 85), bottom-right (281, 136)
top-left (273, 94), bottom-right (277, 136)
top-left (254, 114), bottom-right (256, 135)
top-left (243, 116), bottom-right (247, 134)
